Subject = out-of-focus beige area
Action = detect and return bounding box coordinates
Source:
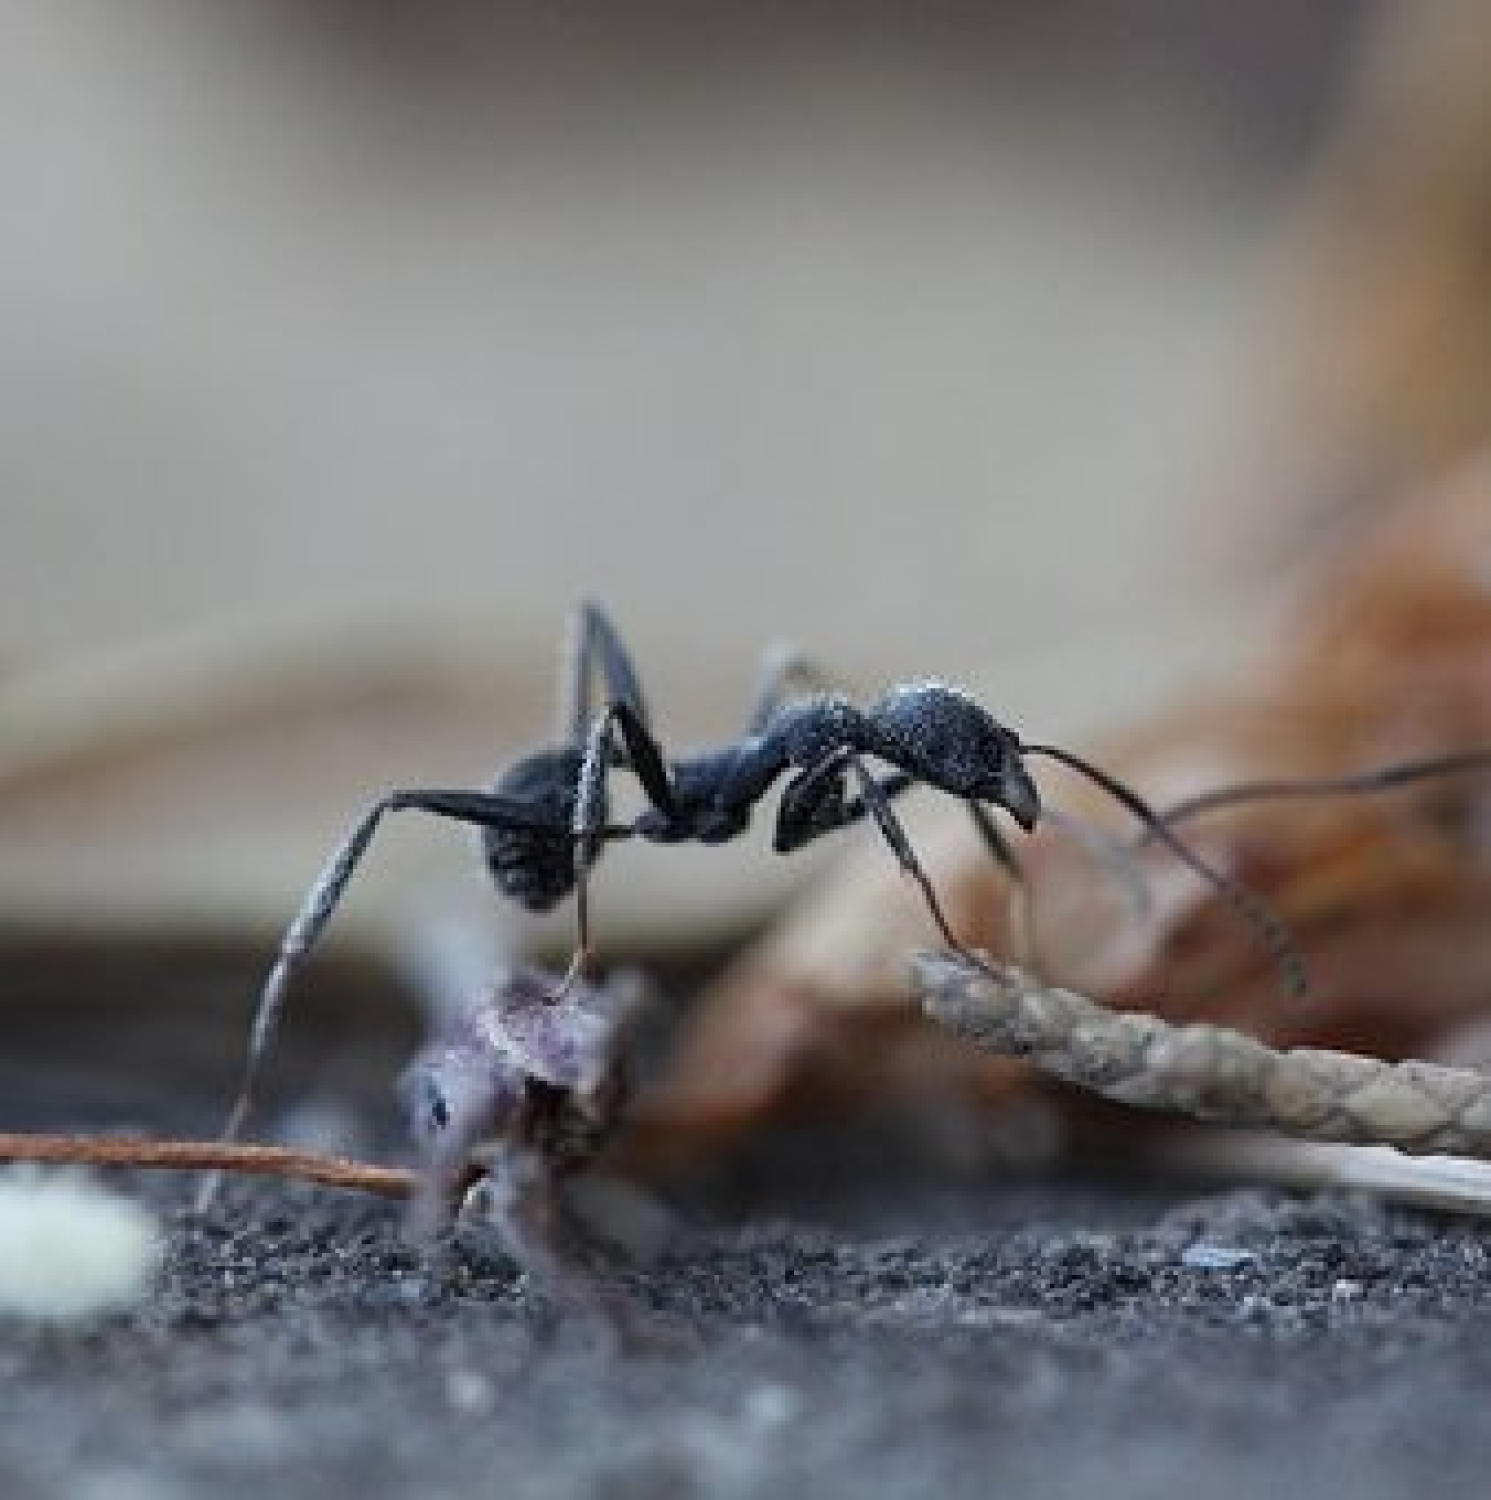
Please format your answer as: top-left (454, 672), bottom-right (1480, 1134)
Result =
top-left (0, 5), bottom-right (1378, 955)
top-left (4, 8), bottom-right (1363, 681)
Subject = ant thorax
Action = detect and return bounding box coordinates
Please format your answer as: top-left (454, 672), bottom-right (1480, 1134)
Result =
top-left (759, 692), bottom-right (864, 766)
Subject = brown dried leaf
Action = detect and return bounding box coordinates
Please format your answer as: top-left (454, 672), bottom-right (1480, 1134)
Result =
top-left (1274, 7), bottom-right (1491, 504)
top-left (632, 463), bottom-right (1491, 1165)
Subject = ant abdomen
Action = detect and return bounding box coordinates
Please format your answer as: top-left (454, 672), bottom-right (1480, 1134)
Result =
top-left (482, 823), bottom-right (575, 911)
top-left (485, 747), bottom-right (587, 910)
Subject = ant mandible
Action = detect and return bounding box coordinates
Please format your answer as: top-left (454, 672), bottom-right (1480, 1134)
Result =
top-left (219, 600), bottom-right (1297, 1143)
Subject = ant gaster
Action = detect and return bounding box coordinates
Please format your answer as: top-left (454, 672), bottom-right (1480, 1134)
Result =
top-left (218, 601), bottom-right (1299, 1145)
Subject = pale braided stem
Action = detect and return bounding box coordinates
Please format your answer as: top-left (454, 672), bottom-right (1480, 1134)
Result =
top-left (914, 953), bottom-right (1491, 1158)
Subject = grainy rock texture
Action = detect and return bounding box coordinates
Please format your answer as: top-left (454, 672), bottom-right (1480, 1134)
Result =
top-left (5, 1170), bottom-right (1491, 1500)
top-left (7, 968), bottom-right (1491, 1499)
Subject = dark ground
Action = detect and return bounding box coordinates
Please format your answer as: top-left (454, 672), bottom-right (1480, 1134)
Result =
top-left (6, 948), bottom-right (1491, 1499)
top-left (9, 1171), bottom-right (1491, 1500)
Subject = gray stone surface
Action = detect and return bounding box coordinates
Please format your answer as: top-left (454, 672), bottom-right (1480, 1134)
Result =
top-left (5, 1167), bottom-right (1490, 1500)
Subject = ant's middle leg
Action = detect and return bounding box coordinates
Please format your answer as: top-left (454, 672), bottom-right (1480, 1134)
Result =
top-left (774, 758), bottom-right (915, 850)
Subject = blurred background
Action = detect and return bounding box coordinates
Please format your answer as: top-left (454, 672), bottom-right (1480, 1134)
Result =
top-left (12, 3), bottom-right (1488, 1119)
top-left (4, 4), bottom-right (1372, 687)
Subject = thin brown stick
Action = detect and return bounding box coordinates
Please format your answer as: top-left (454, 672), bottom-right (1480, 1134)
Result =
top-left (0, 1133), bottom-right (420, 1200)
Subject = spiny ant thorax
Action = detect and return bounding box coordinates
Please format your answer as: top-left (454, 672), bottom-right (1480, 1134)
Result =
top-left (632, 752), bottom-right (756, 844)
top-left (758, 692), bottom-right (866, 766)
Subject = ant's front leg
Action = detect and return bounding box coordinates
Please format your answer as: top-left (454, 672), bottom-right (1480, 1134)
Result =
top-left (965, 800), bottom-right (1040, 972)
top-left (810, 782), bottom-right (1044, 971)
top-left (773, 758), bottom-right (915, 850)
top-left (840, 755), bottom-right (973, 957)
top-left (775, 753), bottom-right (970, 956)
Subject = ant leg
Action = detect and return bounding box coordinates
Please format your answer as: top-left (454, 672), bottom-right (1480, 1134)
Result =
top-left (564, 701), bottom-right (679, 988)
top-left (965, 801), bottom-right (1149, 972)
top-left (560, 600), bottom-right (651, 745)
top-left (773, 758), bottom-right (916, 851)
top-left (840, 754), bottom-right (972, 957)
top-left (1040, 805), bottom-right (1153, 921)
top-left (966, 800), bottom-right (1040, 973)
top-left (746, 643), bottom-right (831, 732)
top-left (966, 799), bottom-right (1022, 880)
top-left (1020, 741), bottom-right (1307, 998)
top-left (221, 788), bottom-right (565, 1148)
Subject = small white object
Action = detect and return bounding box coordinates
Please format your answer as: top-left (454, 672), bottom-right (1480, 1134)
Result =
top-left (1180, 1242), bottom-right (1257, 1271)
top-left (0, 1169), bottom-right (163, 1322)
top-left (445, 1369), bottom-right (495, 1415)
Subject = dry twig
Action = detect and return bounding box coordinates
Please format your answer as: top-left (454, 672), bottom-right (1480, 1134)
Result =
top-left (916, 953), bottom-right (1491, 1157)
top-left (0, 1134), bottom-right (419, 1200)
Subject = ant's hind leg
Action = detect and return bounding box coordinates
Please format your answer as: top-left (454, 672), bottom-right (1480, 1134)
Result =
top-left (220, 787), bottom-right (564, 1149)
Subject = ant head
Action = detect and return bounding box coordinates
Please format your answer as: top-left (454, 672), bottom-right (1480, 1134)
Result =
top-left (991, 755), bottom-right (1041, 833)
top-left (873, 683), bottom-right (1041, 831)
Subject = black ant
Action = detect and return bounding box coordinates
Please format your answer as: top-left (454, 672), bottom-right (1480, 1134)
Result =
top-left (219, 601), bottom-right (1301, 1146)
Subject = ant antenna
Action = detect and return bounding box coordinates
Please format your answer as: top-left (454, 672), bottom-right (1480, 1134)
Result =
top-left (1151, 748), bottom-right (1491, 828)
top-left (1018, 741), bottom-right (1308, 997)
top-left (1039, 804), bottom-right (1153, 918)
